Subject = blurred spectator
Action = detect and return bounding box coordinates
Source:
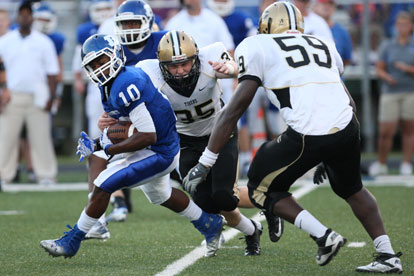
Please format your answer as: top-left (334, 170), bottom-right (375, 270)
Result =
top-left (313, 0), bottom-right (352, 66)
top-left (0, 8), bottom-right (10, 37)
top-left (369, 11), bottom-right (414, 176)
top-left (293, 0), bottom-right (333, 40)
top-left (0, 1), bottom-right (59, 185)
top-left (164, 0), bottom-right (234, 49)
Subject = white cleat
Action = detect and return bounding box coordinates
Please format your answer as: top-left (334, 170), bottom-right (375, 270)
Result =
top-left (85, 221), bottom-right (110, 240)
top-left (312, 228), bottom-right (346, 266)
top-left (356, 252), bottom-right (403, 274)
top-left (106, 207), bottom-right (128, 222)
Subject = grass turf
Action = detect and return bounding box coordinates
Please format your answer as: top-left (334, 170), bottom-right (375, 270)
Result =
top-left (0, 185), bottom-right (412, 276)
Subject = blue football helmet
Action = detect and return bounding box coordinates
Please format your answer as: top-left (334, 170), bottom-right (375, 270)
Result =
top-left (81, 34), bottom-right (125, 86)
top-left (32, 2), bottom-right (57, 34)
top-left (89, 0), bottom-right (115, 25)
top-left (114, 0), bottom-right (154, 45)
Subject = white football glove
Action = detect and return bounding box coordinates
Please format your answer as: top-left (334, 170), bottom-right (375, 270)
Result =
top-left (182, 163), bottom-right (210, 197)
top-left (76, 131), bottom-right (96, 162)
top-left (100, 127), bottom-right (113, 156)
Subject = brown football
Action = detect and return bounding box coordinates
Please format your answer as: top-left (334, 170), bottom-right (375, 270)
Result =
top-left (107, 121), bottom-right (138, 144)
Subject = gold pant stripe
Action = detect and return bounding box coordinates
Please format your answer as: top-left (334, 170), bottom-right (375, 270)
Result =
top-left (252, 134), bottom-right (306, 206)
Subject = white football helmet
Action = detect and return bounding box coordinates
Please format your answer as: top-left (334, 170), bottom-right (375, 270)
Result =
top-left (89, 0), bottom-right (116, 26)
top-left (32, 2), bottom-right (57, 34)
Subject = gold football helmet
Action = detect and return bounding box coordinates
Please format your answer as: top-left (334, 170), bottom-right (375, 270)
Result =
top-left (157, 30), bottom-right (200, 97)
top-left (258, 1), bottom-right (304, 34)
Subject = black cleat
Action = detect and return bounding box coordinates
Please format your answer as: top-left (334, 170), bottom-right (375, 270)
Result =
top-left (244, 220), bottom-right (263, 256)
top-left (262, 210), bottom-right (284, 242)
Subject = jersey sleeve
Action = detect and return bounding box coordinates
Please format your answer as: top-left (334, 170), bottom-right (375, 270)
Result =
top-left (205, 42), bottom-right (233, 62)
top-left (136, 59), bottom-right (164, 88)
top-left (42, 36), bottom-right (60, 75)
top-left (377, 40), bottom-right (389, 63)
top-left (129, 102), bottom-right (156, 133)
top-left (235, 38), bottom-right (264, 85)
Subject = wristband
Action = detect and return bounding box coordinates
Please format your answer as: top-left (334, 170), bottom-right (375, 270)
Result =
top-left (225, 62), bottom-right (235, 75)
top-left (199, 148), bottom-right (219, 167)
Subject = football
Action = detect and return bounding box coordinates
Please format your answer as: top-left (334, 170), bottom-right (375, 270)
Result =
top-left (106, 121), bottom-right (137, 144)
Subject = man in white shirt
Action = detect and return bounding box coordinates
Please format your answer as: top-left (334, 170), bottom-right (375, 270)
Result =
top-left (293, 0), bottom-right (333, 40)
top-left (0, 2), bottom-right (59, 185)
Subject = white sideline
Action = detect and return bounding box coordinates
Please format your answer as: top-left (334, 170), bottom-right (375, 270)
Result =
top-left (153, 183), bottom-right (318, 276)
top-left (1, 175), bottom-right (413, 192)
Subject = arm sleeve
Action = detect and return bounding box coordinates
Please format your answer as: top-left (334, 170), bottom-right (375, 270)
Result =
top-left (129, 102), bottom-right (156, 133)
top-left (235, 39), bottom-right (263, 85)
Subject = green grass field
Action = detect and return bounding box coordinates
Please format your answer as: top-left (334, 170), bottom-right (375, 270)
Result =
top-left (0, 185), bottom-right (412, 276)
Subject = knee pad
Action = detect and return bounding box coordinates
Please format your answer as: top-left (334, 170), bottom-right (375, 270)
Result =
top-left (212, 190), bottom-right (239, 212)
top-left (193, 195), bottom-right (220, 214)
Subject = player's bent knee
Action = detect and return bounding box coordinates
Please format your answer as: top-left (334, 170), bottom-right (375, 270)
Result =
top-left (212, 190), bottom-right (238, 212)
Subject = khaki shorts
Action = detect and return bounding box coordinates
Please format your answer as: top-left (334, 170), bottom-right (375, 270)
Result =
top-left (379, 92), bottom-right (414, 122)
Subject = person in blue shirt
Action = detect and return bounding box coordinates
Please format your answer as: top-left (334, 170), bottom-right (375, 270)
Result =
top-left (88, 0), bottom-right (169, 224)
top-left (313, 0), bottom-right (353, 66)
top-left (40, 34), bottom-right (225, 259)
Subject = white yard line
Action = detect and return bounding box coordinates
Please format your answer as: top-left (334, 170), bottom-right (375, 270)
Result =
top-left (154, 183), bottom-right (318, 276)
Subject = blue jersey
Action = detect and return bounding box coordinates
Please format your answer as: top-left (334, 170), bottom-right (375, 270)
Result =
top-left (123, 31), bottom-right (167, 66)
top-left (223, 11), bottom-right (255, 47)
top-left (76, 21), bottom-right (99, 45)
top-left (101, 66), bottom-right (179, 158)
top-left (48, 32), bottom-right (65, 55)
top-left (330, 23), bottom-right (352, 63)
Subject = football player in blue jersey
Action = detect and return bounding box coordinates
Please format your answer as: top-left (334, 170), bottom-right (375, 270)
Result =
top-left (88, 0), bottom-right (170, 223)
top-left (40, 34), bottom-right (225, 258)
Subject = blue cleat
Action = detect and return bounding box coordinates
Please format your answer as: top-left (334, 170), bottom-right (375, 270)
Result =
top-left (40, 224), bottom-right (86, 258)
top-left (192, 212), bottom-right (226, 257)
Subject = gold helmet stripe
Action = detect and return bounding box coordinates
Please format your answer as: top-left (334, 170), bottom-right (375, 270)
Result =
top-left (170, 30), bottom-right (182, 57)
top-left (282, 1), bottom-right (296, 31)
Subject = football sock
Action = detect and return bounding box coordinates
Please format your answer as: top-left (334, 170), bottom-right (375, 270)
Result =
top-left (234, 215), bottom-right (256, 236)
top-left (77, 209), bottom-right (98, 233)
top-left (178, 199), bottom-right (202, 221)
top-left (294, 210), bottom-right (327, 238)
top-left (373, 235), bottom-right (395, 254)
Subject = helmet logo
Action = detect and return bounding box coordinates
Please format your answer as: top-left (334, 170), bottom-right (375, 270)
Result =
top-left (172, 54), bottom-right (187, 62)
top-left (144, 3), bottom-right (153, 18)
top-left (279, 19), bottom-right (284, 25)
top-left (103, 35), bottom-right (116, 47)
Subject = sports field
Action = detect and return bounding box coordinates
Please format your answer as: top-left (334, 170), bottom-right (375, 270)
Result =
top-left (0, 179), bottom-right (412, 276)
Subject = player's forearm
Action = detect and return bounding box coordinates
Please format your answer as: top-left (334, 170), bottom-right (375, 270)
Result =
top-left (106, 132), bottom-right (157, 155)
top-left (47, 75), bottom-right (58, 99)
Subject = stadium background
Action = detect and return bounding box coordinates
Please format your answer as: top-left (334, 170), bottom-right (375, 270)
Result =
top-left (0, 0), bottom-right (412, 157)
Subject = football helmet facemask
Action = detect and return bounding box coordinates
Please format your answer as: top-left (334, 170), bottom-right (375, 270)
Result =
top-left (32, 2), bottom-right (57, 34)
top-left (259, 1), bottom-right (304, 34)
top-left (157, 31), bottom-right (200, 97)
top-left (115, 0), bottom-right (154, 45)
top-left (81, 34), bottom-right (125, 86)
top-left (89, 0), bottom-right (115, 25)
top-left (207, 0), bottom-right (235, 17)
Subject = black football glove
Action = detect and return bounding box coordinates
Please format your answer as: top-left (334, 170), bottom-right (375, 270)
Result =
top-left (313, 164), bottom-right (327, 185)
top-left (182, 163), bottom-right (210, 196)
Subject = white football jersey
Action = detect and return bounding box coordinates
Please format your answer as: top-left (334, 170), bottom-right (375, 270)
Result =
top-left (235, 33), bottom-right (353, 135)
top-left (137, 42), bottom-right (232, 136)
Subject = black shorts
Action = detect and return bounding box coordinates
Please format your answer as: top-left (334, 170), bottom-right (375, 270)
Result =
top-left (248, 115), bottom-right (363, 210)
top-left (179, 131), bottom-right (239, 214)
